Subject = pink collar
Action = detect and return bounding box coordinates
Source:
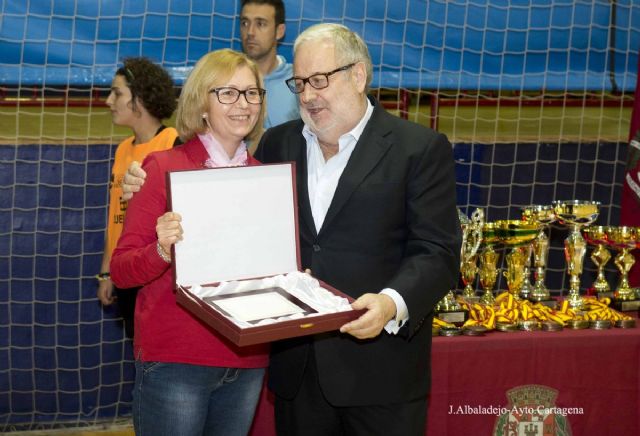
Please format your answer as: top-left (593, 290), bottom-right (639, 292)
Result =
top-left (198, 132), bottom-right (248, 168)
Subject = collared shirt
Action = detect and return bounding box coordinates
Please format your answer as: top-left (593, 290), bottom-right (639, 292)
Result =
top-left (302, 98), bottom-right (408, 334)
top-left (198, 132), bottom-right (248, 167)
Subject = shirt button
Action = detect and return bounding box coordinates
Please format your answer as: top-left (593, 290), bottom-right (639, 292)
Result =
top-left (312, 244), bottom-right (321, 252)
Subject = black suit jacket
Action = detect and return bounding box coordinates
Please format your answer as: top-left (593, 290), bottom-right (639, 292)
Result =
top-left (254, 101), bottom-right (461, 407)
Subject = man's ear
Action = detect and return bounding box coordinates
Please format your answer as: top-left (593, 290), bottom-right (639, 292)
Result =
top-left (352, 61), bottom-right (367, 93)
top-left (275, 23), bottom-right (285, 42)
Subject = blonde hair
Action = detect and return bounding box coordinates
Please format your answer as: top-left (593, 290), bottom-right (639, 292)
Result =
top-left (293, 23), bottom-right (373, 92)
top-left (175, 49), bottom-right (265, 142)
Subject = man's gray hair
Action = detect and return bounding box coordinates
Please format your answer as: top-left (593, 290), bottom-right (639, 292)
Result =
top-left (293, 23), bottom-right (373, 91)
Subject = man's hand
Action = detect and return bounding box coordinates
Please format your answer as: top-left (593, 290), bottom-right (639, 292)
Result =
top-left (340, 293), bottom-right (396, 339)
top-left (156, 212), bottom-right (183, 255)
top-left (121, 161), bottom-right (147, 201)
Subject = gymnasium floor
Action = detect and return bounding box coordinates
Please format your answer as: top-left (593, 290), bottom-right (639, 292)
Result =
top-left (3, 423), bottom-right (133, 436)
top-left (4, 428), bottom-right (134, 436)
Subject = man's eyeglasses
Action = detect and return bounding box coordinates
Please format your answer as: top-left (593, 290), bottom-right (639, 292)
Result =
top-left (209, 87), bottom-right (266, 104)
top-left (285, 63), bottom-right (356, 94)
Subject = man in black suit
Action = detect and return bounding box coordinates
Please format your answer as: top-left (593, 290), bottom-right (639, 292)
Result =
top-left (254, 23), bottom-right (461, 436)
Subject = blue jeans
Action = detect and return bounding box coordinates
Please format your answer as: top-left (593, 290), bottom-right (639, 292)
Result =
top-left (133, 361), bottom-right (265, 436)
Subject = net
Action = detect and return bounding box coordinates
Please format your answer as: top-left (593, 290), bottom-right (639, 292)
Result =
top-left (0, 0), bottom-right (638, 430)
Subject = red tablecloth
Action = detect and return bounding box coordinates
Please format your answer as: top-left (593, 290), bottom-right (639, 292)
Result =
top-left (429, 327), bottom-right (640, 435)
top-left (250, 327), bottom-right (640, 436)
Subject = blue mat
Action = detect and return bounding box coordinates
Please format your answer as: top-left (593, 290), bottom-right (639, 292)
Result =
top-left (0, 0), bottom-right (637, 91)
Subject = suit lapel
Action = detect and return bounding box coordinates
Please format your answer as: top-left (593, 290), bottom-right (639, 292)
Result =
top-left (287, 131), bottom-right (317, 239)
top-left (319, 107), bottom-right (392, 236)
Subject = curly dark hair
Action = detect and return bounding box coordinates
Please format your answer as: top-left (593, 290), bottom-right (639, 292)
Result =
top-left (116, 57), bottom-right (177, 120)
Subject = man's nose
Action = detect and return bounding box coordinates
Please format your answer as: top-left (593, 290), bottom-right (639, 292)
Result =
top-left (300, 83), bottom-right (317, 104)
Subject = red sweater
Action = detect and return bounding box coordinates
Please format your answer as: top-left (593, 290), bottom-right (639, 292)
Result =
top-left (111, 136), bottom-right (269, 367)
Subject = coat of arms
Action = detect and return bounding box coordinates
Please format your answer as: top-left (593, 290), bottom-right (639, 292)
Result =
top-left (493, 385), bottom-right (572, 436)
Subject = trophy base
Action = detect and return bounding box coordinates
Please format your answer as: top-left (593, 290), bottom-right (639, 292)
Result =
top-left (571, 309), bottom-right (587, 318)
top-left (461, 296), bottom-right (481, 304)
top-left (596, 291), bottom-right (615, 300)
top-left (528, 298), bottom-right (557, 309)
top-left (612, 299), bottom-right (640, 313)
top-left (435, 310), bottom-right (469, 326)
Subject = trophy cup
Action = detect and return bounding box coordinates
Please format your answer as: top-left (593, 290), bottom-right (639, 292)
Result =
top-left (461, 209), bottom-right (484, 301)
top-left (521, 205), bottom-right (557, 307)
top-left (552, 200), bottom-right (600, 310)
top-left (460, 257), bottom-right (479, 300)
top-left (582, 226), bottom-right (613, 299)
top-left (605, 226), bottom-right (640, 312)
top-left (495, 220), bottom-right (540, 300)
top-left (435, 208), bottom-right (483, 324)
top-left (517, 243), bottom-right (534, 300)
top-left (478, 222), bottom-right (500, 305)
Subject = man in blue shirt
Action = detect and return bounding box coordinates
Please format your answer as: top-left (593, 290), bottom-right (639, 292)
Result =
top-left (240, 0), bottom-right (299, 130)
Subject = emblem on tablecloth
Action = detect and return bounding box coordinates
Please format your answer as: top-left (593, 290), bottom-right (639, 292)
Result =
top-left (493, 384), bottom-right (572, 436)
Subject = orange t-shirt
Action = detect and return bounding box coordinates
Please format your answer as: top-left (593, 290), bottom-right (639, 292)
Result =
top-left (106, 127), bottom-right (178, 255)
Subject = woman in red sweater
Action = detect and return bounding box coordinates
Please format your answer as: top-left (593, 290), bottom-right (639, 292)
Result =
top-left (110, 49), bottom-right (268, 436)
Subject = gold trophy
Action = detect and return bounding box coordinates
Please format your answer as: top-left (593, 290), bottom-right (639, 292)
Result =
top-left (517, 243), bottom-right (534, 300)
top-left (460, 257), bottom-right (479, 299)
top-left (605, 226), bottom-right (640, 312)
top-left (521, 205), bottom-right (557, 306)
top-left (552, 200), bottom-right (600, 310)
top-left (478, 222), bottom-right (500, 305)
top-left (583, 226), bottom-right (612, 299)
top-left (436, 208), bottom-right (483, 324)
top-left (495, 220), bottom-right (540, 300)
top-left (461, 209), bottom-right (484, 301)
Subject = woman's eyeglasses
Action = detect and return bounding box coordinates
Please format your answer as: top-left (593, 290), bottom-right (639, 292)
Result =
top-left (208, 87), bottom-right (266, 104)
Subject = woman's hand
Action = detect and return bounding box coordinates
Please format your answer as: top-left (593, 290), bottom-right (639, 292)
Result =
top-left (97, 279), bottom-right (115, 305)
top-left (156, 212), bottom-right (183, 255)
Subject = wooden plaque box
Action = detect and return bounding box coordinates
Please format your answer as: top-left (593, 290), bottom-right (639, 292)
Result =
top-left (168, 163), bottom-right (363, 346)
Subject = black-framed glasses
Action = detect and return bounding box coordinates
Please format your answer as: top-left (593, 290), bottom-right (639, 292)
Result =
top-left (209, 87), bottom-right (266, 104)
top-left (285, 63), bottom-right (356, 94)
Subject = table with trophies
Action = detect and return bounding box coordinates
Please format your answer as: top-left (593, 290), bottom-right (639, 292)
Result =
top-left (247, 200), bottom-right (640, 436)
top-left (427, 200), bottom-right (640, 436)
top-left (435, 200), bottom-right (639, 334)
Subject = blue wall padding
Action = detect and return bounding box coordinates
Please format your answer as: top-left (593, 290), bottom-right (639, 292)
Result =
top-left (0, 0), bottom-right (637, 91)
top-left (0, 143), bottom-right (134, 427)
